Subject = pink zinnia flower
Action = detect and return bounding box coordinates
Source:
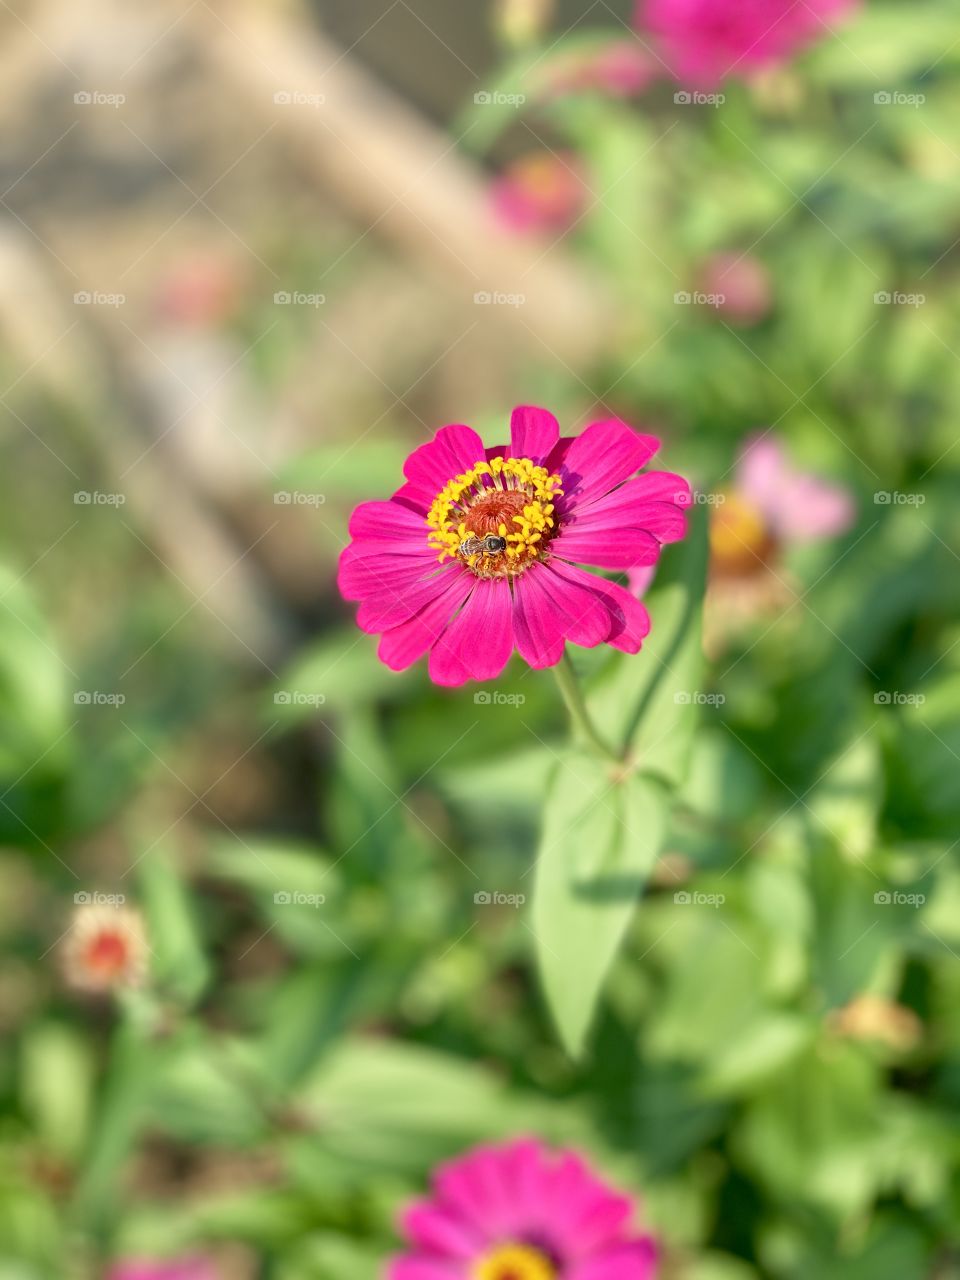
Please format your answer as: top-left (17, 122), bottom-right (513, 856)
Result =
top-left (491, 154), bottom-right (586, 235)
top-left (107, 1258), bottom-right (217, 1280)
top-left (63, 904), bottom-right (148, 994)
top-left (698, 252), bottom-right (772, 327)
top-left (544, 41), bottom-right (658, 99)
top-left (637, 0), bottom-right (859, 87)
top-left (338, 407), bottom-right (690, 686)
top-left (389, 1138), bottom-right (659, 1280)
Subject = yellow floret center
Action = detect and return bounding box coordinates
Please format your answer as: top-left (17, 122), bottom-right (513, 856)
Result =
top-left (426, 456), bottom-right (563, 578)
top-left (472, 1242), bottom-right (557, 1280)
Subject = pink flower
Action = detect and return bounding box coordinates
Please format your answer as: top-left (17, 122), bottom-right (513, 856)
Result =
top-left (698, 252), bottom-right (772, 327)
top-left (543, 41), bottom-right (658, 99)
top-left (491, 154), bottom-right (586, 235)
top-left (107, 1258), bottom-right (217, 1280)
top-left (338, 407), bottom-right (690, 687)
top-left (710, 434), bottom-right (854, 578)
top-left (637, 0), bottom-right (859, 87)
top-left (388, 1137), bottom-right (659, 1279)
top-left (734, 434), bottom-right (855, 544)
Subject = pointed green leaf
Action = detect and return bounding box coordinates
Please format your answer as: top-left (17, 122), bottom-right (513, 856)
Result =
top-left (533, 752), bottom-right (667, 1056)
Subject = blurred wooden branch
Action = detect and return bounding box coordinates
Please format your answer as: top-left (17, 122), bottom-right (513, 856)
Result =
top-left (194, 0), bottom-right (610, 365)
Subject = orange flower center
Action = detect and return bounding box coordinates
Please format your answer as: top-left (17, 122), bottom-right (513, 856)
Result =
top-left (709, 492), bottom-right (775, 577)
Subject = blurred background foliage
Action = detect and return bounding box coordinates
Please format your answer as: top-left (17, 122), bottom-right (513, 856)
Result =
top-left (1, 0), bottom-right (959, 1276)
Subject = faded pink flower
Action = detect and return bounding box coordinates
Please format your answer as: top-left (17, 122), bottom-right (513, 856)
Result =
top-left (543, 41), bottom-right (658, 99)
top-left (636, 0), bottom-right (859, 87)
top-left (338, 406), bottom-right (690, 686)
top-left (491, 153), bottom-right (586, 235)
top-left (63, 904), bottom-right (147, 994)
top-left (388, 1137), bottom-right (659, 1280)
top-left (733, 433), bottom-right (855, 546)
top-left (107, 1258), bottom-right (217, 1280)
top-left (698, 252), bottom-right (772, 326)
top-left (154, 255), bottom-right (242, 329)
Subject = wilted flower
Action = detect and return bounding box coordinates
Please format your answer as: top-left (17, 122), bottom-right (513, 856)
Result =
top-left (636, 0), bottom-right (859, 87)
top-left (107, 1258), bottom-right (218, 1280)
top-left (698, 252), bottom-right (772, 327)
top-left (63, 903), bottom-right (147, 994)
top-left (389, 1138), bottom-right (658, 1279)
top-left (491, 153), bottom-right (587, 235)
top-left (338, 406), bottom-right (690, 686)
top-left (829, 994), bottom-right (923, 1053)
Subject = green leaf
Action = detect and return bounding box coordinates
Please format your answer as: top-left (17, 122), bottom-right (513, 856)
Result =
top-left (533, 753), bottom-right (667, 1056)
top-left (589, 505), bottom-right (709, 783)
top-left (137, 850), bottom-right (210, 1006)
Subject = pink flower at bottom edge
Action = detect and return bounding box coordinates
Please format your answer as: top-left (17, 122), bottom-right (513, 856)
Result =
top-left (107, 1258), bottom-right (217, 1280)
top-left (338, 406), bottom-right (691, 687)
top-left (388, 1138), bottom-right (658, 1280)
top-left (637, 0), bottom-right (860, 88)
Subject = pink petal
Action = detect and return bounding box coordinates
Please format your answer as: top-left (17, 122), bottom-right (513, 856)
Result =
top-left (559, 420), bottom-right (660, 508)
top-left (534, 562), bottom-right (614, 648)
top-left (774, 475), bottom-right (856, 541)
top-left (337, 544), bottom-right (437, 601)
top-left (509, 405), bottom-right (560, 463)
top-left (550, 562), bottom-right (651, 653)
top-left (736, 434), bottom-right (788, 519)
top-left (403, 424), bottom-right (486, 494)
top-left (552, 525), bottom-right (662, 570)
top-left (511, 570), bottom-right (568, 669)
top-left (402, 1202), bottom-right (482, 1259)
top-left (386, 1259), bottom-right (463, 1280)
top-left (568, 1238), bottom-right (659, 1280)
top-left (627, 564), bottom-right (657, 598)
top-left (567, 475), bottom-right (690, 542)
top-left (378, 573), bottom-right (474, 672)
top-left (427, 579), bottom-right (514, 686)
top-left (348, 499), bottom-right (428, 541)
top-left (357, 564), bottom-right (461, 634)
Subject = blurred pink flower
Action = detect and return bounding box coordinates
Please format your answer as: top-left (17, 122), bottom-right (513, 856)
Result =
top-left (735, 434), bottom-right (855, 544)
top-left (544, 41), bottom-right (659, 99)
top-left (388, 1137), bottom-right (658, 1279)
top-left (154, 255), bottom-right (243, 329)
top-left (107, 1258), bottom-right (217, 1280)
top-left (636, 0), bottom-right (859, 86)
top-left (338, 406), bottom-right (690, 686)
top-left (699, 252), bottom-right (772, 326)
top-left (491, 153), bottom-right (587, 235)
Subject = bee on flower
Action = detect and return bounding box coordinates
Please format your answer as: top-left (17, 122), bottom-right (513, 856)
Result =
top-left (338, 406), bottom-right (690, 686)
top-left (62, 901), bottom-right (148, 994)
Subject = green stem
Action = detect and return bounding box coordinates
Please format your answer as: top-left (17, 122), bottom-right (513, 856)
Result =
top-left (552, 652), bottom-right (618, 761)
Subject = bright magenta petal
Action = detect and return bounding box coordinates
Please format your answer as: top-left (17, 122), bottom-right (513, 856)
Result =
top-left (403, 424), bottom-right (486, 494)
top-left (552, 525), bottom-right (662, 570)
top-left (428, 579), bottom-right (514, 686)
top-left (509, 405), bottom-right (561, 464)
top-left (551, 562), bottom-right (651, 653)
top-left (511, 571), bottom-right (567, 670)
top-left (560, 420), bottom-right (660, 508)
top-left (377, 573), bottom-right (474, 672)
